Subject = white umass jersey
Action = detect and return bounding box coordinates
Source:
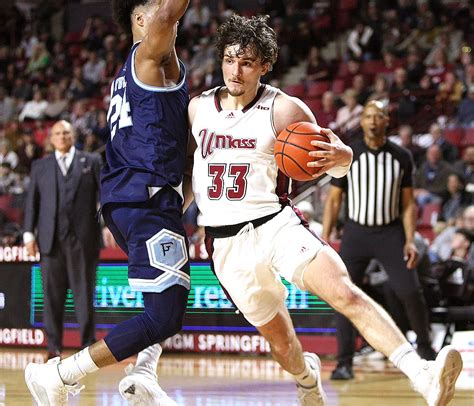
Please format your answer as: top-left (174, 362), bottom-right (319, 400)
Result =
top-left (192, 84), bottom-right (285, 227)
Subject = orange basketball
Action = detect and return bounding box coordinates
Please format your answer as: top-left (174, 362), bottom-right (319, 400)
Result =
top-left (274, 122), bottom-right (329, 181)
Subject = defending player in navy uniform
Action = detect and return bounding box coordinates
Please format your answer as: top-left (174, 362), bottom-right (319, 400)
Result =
top-left (25, 1), bottom-right (190, 405)
top-left (187, 15), bottom-right (462, 406)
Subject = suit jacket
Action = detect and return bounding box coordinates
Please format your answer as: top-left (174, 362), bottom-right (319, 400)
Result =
top-left (24, 150), bottom-right (102, 256)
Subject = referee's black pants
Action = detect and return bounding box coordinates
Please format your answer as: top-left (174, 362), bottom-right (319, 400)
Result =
top-left (335, 220), bottom-right (431, 366)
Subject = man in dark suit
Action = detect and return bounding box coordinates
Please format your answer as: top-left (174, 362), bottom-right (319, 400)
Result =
top-left (24, 120), bottom-right (102, 359)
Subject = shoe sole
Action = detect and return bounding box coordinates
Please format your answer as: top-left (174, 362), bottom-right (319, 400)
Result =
top-left (119, 376), bottom-right (177, 406)
top-left (304, 352), bottom-right (328, 405)
top-left (430, 346), bottom-right (463, 406)
top-left (25, 363), bottom-right (50, 406)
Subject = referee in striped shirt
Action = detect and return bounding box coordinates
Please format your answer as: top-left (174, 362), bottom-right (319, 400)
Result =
top-left (323, 100), bottom-right (435, 380)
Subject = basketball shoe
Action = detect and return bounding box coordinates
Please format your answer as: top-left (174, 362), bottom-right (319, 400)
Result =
top-left (412, 345), bottom-right (463, 406)
top-left (119, 363), bottom-right (177, 406)
top-left (25, 357), bottom-right (84, 405)
top-left (296, 352), bottom-right (327, 405)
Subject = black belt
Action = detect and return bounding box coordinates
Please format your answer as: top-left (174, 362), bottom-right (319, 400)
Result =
top-left (205, 208), bottom-right (282, 238)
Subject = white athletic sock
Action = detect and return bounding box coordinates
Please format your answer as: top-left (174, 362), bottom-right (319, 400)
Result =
top-left (389, 343), bottom-right (424, 382)
top-left (293, 358), bottom-right (317, 388)
top-left (133, 343), bottom-right (162, 377)
top-left (58, 347), bottom-right (99, 385)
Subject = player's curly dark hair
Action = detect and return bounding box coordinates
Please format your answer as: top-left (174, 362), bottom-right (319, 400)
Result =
top-left (112, 0), bottom-right (150, 34)
top-left (215, 14), bottom-right (278, 67)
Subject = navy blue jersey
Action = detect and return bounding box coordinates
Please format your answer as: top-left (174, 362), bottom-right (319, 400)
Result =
top-left (101, 42), bottom-right (189, 206)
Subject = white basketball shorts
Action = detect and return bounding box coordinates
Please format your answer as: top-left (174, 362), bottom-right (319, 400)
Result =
top-left (209, 206), bottom-right (324, 327)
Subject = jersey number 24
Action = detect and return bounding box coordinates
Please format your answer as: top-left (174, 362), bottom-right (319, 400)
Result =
top-left (108, 90), bottom-right (132, 139)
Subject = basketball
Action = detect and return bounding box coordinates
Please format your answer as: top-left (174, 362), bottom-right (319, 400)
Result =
top-left (274, 122), bottom-right (329, 181)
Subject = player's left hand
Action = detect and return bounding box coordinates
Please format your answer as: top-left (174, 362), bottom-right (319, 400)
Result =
top-left (307, 128), bottom-right (353, 176)
top-left (403, 241), bottom-right (418, 269)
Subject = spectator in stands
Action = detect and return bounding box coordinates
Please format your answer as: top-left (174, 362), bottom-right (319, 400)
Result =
top-left (430, 122), bottom-right (459, 163)
top-left (81, 16), bottom-right (108, 51)
top-left (454, 145), bottom-right (474, 193)
top-left (390, 67), bottom-right (417, 122)
top-left (18, 89), bottom-right (48, 122)
top-left (4, 120), bottom-right (22, 150)
top-left (103, 50), bottom-right (120, 83)
top-left (82, 50), bottom-right (106, 86)
top-left (430, 205), bottom-right (474, 264)
top-left (83, 131), bottom-right (101, 153)
top-left (16, 128), bottom-right (43, 172)
top-left (68, 66), bottom-right (89, 100)
top-left (456, 84), bottom-right (474, 128)
top-left (436, 71), bottom-right (464, 114)
top-left (182, 0), bottom-right (211, 31)
top-left (92, 110), bottom-right (110, 145)
top-left (317, 91), bottom-right (338, 129)
top-left (346, 18), bottom-right (376, 61)
top-left (32, 120), bottom-right (49, 148)
top-left (398, 124), bottom-right (425, 168)
top-left (44, 84), bottom-right (68, 120)
top-left (0, 139), bottom-right (19, 169)
top-left (425, 49), bottom-right (452, 86)
top-left (352, 74), bottom-right (370, 105)
top-left (0, 86), bottom-right (15, 125)
top-left (26, 42), bottom-right (51, 74)
top-left (0, 163), bottom-right (18, 195)
top-left (439, 173), bottom-right (472, 224)
top-left (405, 47), bottom-right (426, 85)
top-left (296, 200), bottom-right (323, 237)
top-left (305, 46), bottom-right (331, 83)
top-left (335, 88), bottom-right (363, 141)
top-left (367, 74), bottom-right (389, 105)
top-left (339, 57), bottom-right (363, 90)
top-left (414, 144), bottom-right (454, 207)
top-left (11, 76), bottom-right (32, 107)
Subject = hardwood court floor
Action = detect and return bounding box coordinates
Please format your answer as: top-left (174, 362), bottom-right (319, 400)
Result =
top-left (1, 348), bottom-right (472, 405)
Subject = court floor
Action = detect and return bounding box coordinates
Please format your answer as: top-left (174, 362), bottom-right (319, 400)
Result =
top-left (1, 348), bottom-right (472, 405)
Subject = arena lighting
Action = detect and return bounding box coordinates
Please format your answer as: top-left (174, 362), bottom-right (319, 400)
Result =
top-left (30, 264), bottom-right (335, 334)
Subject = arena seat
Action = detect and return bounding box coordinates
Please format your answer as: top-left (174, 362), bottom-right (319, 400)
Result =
top-left (303, 98), bottom-right (322, 114)
top-left (443, 128), bottom-right (464, 147)
top-left (461, 128), bottom-right (474, 147)
top-left (331, 79), bottom-right (346, 95)
top-left (283, 83), bottom-right (306, 98)
top-left (307, 81), bottom-right (330, 98)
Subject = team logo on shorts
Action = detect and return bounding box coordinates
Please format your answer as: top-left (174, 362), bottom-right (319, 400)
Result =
top-left (146, 229), bottom-right (188, 272)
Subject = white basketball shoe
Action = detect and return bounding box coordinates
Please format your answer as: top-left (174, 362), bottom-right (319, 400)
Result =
top-left (412, 345), bottom-right (463, 406)
top-left (296, 352), bottom-right (327, 405)
top-left (25, 357), bottom-right (84, 405)
top-left (119, 363), bottom-right (177, 406)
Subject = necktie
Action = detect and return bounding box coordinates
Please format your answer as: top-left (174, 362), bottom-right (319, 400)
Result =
top-left (58, 154), bottom-right (69, 176)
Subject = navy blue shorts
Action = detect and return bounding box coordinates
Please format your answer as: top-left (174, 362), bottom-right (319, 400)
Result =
top-left (102, 187), bottom-right (190, 292)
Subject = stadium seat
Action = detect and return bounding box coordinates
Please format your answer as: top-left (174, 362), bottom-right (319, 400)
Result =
top-left (443, 128), bottom-right (464, 147)
top-left (362, 60), bottom-right (386, 76)
top-left (307, 81), bottom-right (330, 98)
top-left (339, 0), bottom-right (358, 11)
top-left (331, 79), bottom-right (346, 95)
top-left (461, 128), bottom-right (474, 147)
top-left (283, 83), bottom-right (306, 98)
top-left (419, 202), bottom-right (442, 227)
top-left (303, 98), bottom-right (322, 114)
top-left (0, 195), bottom-right (13, 211)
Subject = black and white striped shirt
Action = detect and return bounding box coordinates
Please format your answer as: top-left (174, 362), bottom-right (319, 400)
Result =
top-left (331, 139), bottom-right (414, 226)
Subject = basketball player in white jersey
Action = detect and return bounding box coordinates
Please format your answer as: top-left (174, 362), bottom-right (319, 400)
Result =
top-left (185, 14), bottom-right (462, 406)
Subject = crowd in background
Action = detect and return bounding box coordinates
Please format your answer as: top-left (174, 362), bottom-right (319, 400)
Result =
top-left (0, 0), bottom-right (473, 307)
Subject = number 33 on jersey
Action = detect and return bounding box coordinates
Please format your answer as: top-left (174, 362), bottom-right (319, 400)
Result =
top-left (191, 85), bottom-right (284, 227)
